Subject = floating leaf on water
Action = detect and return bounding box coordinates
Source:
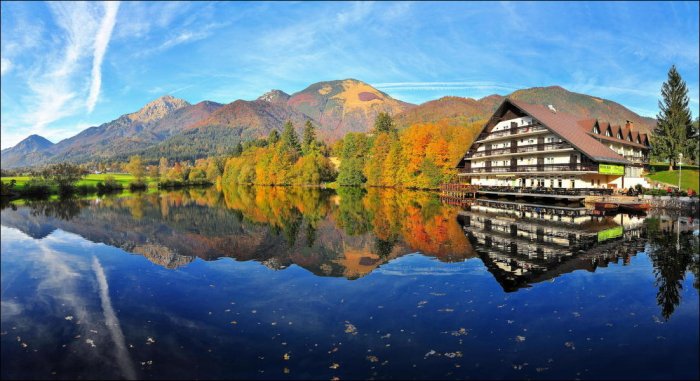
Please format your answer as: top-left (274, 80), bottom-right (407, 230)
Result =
top-left (344, 322), bottom-right (358, 335)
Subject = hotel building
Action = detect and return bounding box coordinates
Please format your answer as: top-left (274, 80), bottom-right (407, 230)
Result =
top-left (456, 99), bottom-right (651, 192)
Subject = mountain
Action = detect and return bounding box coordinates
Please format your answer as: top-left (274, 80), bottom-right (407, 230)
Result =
top-left (287, 79), bottom-right (414, 140)
top-left (506, 86), bottom-right (655, 135)
top-left (1, 82), bottom-right (656, 168)
top-left (1, 134), bottom-right (55, 168)
top-left (394, 87), bottom-right (655, 135)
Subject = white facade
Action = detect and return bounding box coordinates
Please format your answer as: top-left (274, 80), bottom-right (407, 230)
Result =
top-left (462, 114), bottom-right (650, 190)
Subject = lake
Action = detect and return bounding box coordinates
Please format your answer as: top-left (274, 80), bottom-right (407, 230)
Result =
top-left (1, 187), bottom-right (698, 380)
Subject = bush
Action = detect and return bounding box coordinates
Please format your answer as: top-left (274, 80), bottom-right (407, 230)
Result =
top-left (96, 176), bottom-right (124, 193)
top-left (129, 181), bottom-right (147, 191)
top-left (20, 179), bottom-right (52, 197)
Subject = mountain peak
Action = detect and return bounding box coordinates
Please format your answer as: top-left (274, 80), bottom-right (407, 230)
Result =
top-left (257, 89), bottom-right (290, 103)
top-left (128, 95), bottom-right (191, 124)
top-left (17, 134), bottom-right (54, 150)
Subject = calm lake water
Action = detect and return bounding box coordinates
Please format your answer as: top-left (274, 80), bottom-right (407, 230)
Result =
top-left (1, 187), bottom-right (698, 380)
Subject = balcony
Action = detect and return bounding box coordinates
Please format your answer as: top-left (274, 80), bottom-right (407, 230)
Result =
top-left (467, 142), bottom-right (574, 159)
top-left (475, 123), bottom-right (548, 142)
top-left (623, 155), bottom-right (647, 164)
top-left (459, 164), bottom-right (597, 175)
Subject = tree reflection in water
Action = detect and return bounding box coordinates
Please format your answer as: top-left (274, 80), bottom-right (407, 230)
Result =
top-left (3, 186), bottom-right (698, 320)
top-left (645, 217), bottom-right (700, 320)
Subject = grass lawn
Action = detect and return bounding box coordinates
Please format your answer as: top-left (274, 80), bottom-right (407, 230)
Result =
top-left (646, 169), bottom-right (699, 192)
top-left (1, 173), bottom-right (159, 190)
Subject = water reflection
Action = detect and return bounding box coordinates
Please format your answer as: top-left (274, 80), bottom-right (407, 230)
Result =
top-left (1, 189), bottom-right (698, 310)
top-left (1, 187), bottom-right (474, 277)
top-left (1, 187), bottom-right (698, 379)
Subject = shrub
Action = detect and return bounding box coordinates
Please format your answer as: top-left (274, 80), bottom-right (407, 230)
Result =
top-left (129, 181), bottom-right (147, 191)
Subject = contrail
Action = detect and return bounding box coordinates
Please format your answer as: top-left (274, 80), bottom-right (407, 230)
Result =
top-left (92, 256), bottom-right (137, 380)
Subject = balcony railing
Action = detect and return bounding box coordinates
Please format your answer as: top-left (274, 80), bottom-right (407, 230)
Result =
top-left (623, 155), bottom-right (647, 163)
top-left (467, 142), bottom-right (573, 158)
top-left (460, 164), bottom-right (597, 174)
top-left (476, 123), bottom-right (547, 141)
top-left (476, 185), bottom-right (613, 196)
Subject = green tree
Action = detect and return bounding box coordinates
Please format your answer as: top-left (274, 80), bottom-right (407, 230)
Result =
top-left (373, 112), bottom-right (396, 135)
top-left (268, 129), bottom-right (281, 145)
top-left (337, 133), bottom-right (370, 186)
top-left (280, 120), bottom-right (301, 154)
top-left (302, 120), bottom-right (317, 156)
top-left (653, 65), bottom-right (694, 170)
top-left (126, 155), bottom-right (146, 181)
top-left (40, 163), bottom-right (85, 194)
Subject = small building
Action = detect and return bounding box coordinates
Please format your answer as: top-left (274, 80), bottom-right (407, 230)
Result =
top-left (455, 99), bottom-right (651, 193)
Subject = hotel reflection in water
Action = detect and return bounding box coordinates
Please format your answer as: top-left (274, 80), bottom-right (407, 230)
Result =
top-left (456, 198), bottom-right (696, 292)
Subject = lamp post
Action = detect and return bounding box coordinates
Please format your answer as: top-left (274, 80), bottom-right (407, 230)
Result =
top-left (678, 153), bottom-right (683, 191)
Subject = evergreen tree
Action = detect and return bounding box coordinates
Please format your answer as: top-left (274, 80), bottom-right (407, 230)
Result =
top-left (268, 129), bottom-right (281, 145)
top-left (653, 65), bottom-right (694, 170)
top-left (280, 121), bottom-right (301, 154)
top-left (373, 112), bottom-right (396, 134)
top-left (302, 120), bottom-right (317, 155)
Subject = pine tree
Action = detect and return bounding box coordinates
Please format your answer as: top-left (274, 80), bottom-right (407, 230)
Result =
top-left (302, 120), bottom-right (317, 156)
top-left (280, 120), bottom-right (301, 154)
top-left (268, 129), bottom-right (281, 145)
top-left (653, 65), bottom-right (694, 170)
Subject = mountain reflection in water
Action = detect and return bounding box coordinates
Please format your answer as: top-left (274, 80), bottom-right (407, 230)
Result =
top-left (1, 187), bottom-right (698, 380)
top-left (2, 187), bottom-right (698, 305)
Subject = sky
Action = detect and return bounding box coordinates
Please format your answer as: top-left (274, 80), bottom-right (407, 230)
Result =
top-left (1, 1), bottom-right (698, 149)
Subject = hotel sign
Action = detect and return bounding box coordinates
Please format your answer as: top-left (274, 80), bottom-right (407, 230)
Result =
top-left (598, 164), bottom-right (625, 175)
top-left (597, 226), bottom-right (623, 242)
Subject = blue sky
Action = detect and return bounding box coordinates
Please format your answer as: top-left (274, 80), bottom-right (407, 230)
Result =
top-left (1, 1), bottom-right (698, 149)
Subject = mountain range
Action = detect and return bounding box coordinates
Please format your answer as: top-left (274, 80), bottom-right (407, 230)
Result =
top-left (1, 79), bottom-right (655, 168)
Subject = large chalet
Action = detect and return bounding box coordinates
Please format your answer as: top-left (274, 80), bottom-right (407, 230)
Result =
top-left (456, 99), bottom-right (651, 194)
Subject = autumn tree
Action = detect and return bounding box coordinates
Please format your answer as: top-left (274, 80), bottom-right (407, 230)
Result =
top-left (126, 156), bottom-right (146, 181)
top-left (159, 157), bottom-right (169, 178)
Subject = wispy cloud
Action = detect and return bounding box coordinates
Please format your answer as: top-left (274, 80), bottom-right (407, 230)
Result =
top-left (87, 2), bottom-right (120, 113)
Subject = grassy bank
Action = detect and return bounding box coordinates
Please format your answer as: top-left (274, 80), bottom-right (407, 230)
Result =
top-left (1, 173), bottom-right (158, 191)
top-left (646, 169), bottom-right (699, 192)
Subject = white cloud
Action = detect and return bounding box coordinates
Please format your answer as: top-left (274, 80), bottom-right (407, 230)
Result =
top-left (0, 57), bottom-right (11, 76)
top-left (87, 2), bottom-right (120, 113)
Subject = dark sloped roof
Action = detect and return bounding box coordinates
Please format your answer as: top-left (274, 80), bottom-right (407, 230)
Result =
top-left (508, 99), bottom-right (629, 164)
top-left (578, 119), bottom-right (650, 149)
